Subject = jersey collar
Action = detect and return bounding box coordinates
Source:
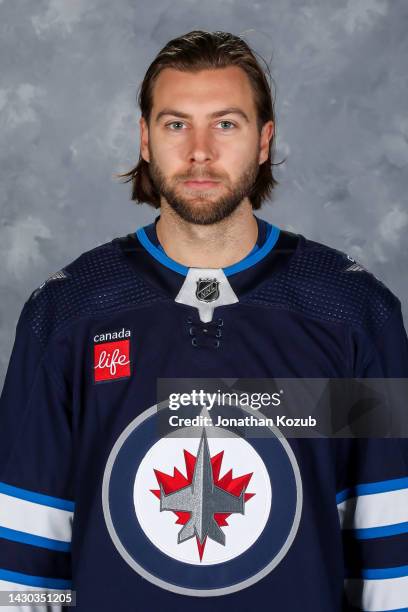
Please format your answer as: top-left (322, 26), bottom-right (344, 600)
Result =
top-left (135, 215), bottom-right (281, 277)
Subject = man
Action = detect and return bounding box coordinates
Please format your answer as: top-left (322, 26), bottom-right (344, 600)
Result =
top-left (0, 30), bottom-right (407, 612)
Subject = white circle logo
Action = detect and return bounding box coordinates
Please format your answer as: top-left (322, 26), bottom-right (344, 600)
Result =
top-left (134, 434), bottom-right (272, 565)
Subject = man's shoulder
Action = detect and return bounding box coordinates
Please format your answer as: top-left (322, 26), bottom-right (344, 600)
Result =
top-left (22, 235), bottom-right (164, 348)
top-left (247, 230), bottom-right (400, 339)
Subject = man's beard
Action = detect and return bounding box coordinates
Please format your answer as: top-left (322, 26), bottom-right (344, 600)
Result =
top-left (147, 153), bottom-right (260, 226)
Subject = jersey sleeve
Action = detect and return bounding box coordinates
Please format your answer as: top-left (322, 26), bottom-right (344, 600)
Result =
top-left (0, 299), bottom-right (74, 611)
top-left (339, 299), bottom-right (408, 611)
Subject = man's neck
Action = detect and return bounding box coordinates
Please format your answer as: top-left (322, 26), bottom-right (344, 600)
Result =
top-left (155, 200), bottom-right (259, 269)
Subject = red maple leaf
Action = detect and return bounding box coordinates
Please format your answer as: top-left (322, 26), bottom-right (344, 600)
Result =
top-left (151, 448), bottom-right (254, 560)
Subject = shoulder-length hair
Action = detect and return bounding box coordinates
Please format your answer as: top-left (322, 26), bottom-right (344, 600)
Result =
top-left (116, 30), bottom-right (284, 210)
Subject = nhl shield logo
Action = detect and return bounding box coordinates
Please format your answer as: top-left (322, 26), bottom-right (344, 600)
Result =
top-left (196, 278), bottom-right (220, 302)
top-left (102, 406), bottom-right (302, 596)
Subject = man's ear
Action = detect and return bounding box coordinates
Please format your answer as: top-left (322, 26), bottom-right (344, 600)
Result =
top-left (139, 117), bottom-right (150, 163)
top-left (259, 120), bottom-right (274, 165)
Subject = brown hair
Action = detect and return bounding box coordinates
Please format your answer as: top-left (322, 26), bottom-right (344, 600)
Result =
top-left (116, 30), bottom-right (284, 210)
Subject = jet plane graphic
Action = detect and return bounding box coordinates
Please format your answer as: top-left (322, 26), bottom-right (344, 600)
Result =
top-left (159, 431), bottom-right (245, 546)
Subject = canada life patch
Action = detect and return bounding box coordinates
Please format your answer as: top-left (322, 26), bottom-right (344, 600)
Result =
top-left (93, 328), bottom-right (131, 383)
top-left (102, 405), bottom-right (303, 597)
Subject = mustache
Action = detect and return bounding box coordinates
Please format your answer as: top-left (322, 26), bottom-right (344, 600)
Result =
top-left (176, 170), bottom-right (226, 181)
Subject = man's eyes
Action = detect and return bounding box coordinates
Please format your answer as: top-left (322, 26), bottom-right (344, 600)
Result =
top-left (218, 121), bottom-right (236, 130)
top-left (166, 121), bottom-right (185, 130)
top-left (165, 120), bottom-right (236, 130)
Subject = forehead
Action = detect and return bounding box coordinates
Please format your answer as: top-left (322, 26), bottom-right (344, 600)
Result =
top-left (151, 66), bottom-right (257, 116)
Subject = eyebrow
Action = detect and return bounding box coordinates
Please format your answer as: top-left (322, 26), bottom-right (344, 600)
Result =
top-left (155, 107), bottom-right (250, 124)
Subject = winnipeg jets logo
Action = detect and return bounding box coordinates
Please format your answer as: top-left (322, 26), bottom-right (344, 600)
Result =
top-left (152, 431), bottom-right (253, 560)
top-left (32, 269), bottom-right (70, 299)
top-left (102, 404), bottom-right (302, 596)
top-left (196, 278), bottom-right (220, 302)
top-left (343, 254), bottom-right (366, 272)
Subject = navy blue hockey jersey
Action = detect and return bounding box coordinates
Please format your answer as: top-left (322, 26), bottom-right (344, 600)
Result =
top-left (0, 215), bottom-right (407, 611)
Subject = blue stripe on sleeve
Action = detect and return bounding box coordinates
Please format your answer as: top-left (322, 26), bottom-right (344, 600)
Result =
top-left (0, 526), bottom-right (71, 552)
top-left (0, 567), bottom-right (72, 589)
top-left (336, 477), bottom-right (408, 504)
top-left (0, 482), bottom-right (75, 512)
top-left (350, 521), bottom-right (408, 540)
top-left (345, 564), bottom-right (408, 580)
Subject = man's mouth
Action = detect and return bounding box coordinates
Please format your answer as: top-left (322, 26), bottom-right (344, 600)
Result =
top-left (183, 180), bottom-right (221, 189)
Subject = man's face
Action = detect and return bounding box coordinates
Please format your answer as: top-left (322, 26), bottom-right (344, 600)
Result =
top-left (140, 66), bottom-right (273, 225)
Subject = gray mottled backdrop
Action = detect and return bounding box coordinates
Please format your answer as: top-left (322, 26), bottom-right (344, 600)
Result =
top-left (1, 0), bottom-right (407, 382)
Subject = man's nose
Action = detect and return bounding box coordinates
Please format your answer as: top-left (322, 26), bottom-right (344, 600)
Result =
top-left (187, 128), bottom-right (215, 163)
